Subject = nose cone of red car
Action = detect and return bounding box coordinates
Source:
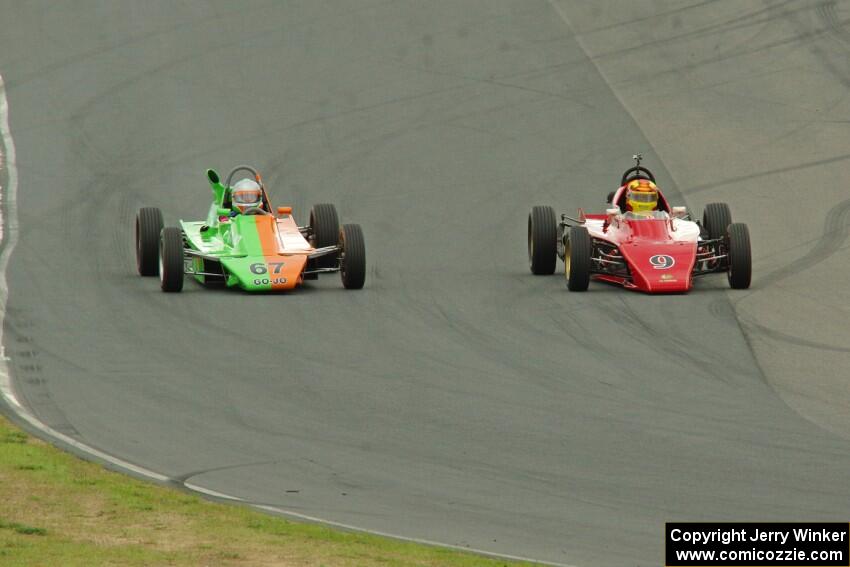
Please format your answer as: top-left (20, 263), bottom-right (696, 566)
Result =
top-left (619, 241), bottom-right (697, 292)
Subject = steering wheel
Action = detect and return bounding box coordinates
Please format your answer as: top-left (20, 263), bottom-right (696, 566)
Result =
top-left (620, 165), bottom-right (656, 186)
top-left (242, 207), bottom-right (271, 216)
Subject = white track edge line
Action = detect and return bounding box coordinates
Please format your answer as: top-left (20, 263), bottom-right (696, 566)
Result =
top-left (252, 503), bottom-right (575, 566)
top-left (0, 73), bottom-right (168, 483)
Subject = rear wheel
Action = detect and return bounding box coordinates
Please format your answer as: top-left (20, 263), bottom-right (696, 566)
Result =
top-left (703, 202), bottom-right (732, 240)
top-left (565, 226), bottom-right (592, 291)
top-left (727, 223), bottom-right (751, 289)
top-left (159, 227), bottom-right (184, 292)
top-left (309, 204), bottom-right (339, 269)
top-left (340, 224), bottom-right (366, 289)
top-left (136, 207), bottom-right (163, 276)
top-left (528, 205), bottom-right (557, 275)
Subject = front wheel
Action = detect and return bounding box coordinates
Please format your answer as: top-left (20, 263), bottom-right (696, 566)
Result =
top-left (727, 223), bottom-right (751, 289)
top-left (565, 226), bottom-right (592, 291)
top-left (528, 205), bottom-right (557, 275)
top-left (159, 227), bottom-right (185, 292)
top-left (703, 203), bottom-right (732, 240)
top-left (136, 207), bottom-right (163, 276)
top-left (340, 224), bottom-right (366, 289)
top-left (309, 204), bottom-right (340, 269)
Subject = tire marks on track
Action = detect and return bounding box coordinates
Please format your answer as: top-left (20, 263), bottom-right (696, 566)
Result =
top-left (757, 197), bottom-right (850, 289)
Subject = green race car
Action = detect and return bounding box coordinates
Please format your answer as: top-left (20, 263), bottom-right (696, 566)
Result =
top-left (135, 165), bottom-right (365, 292)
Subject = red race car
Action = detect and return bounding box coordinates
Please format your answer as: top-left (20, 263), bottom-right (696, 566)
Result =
top-left (527, 156), bottom-right (751, 293)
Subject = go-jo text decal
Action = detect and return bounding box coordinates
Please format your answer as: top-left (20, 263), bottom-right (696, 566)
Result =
top-left (650, 255), bottom-right (675, 269)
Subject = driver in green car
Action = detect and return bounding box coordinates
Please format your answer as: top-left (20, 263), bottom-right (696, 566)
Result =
top-left (229, 178), bottom-right (264, 217)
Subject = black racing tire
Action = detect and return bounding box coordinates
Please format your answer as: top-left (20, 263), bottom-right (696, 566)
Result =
top-left (703, 202), bottom-right (732, 240)
top-left (309, 204), bottom-right (340, 269)
top-left (528, 206), bottom-right (557, 275)
top-left (565, 226), bottom-right (592, 291)
top-left (159, 227), bottom-right (184, 292)
top-left (727, 223), bottom-right (751, 289)
top-left (136, 207), bottom-right (163, 276)
top-left (340, 224), bottom-right (366, 289)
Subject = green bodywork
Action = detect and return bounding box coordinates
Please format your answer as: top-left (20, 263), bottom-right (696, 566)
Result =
top-left (178, 169), bottom-right (299, 292)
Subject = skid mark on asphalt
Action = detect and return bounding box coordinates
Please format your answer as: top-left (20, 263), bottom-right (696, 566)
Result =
top-left (380, 55), bottom-right (595, 109)
top-left (682, 152), bottom-right (850, 195)
top-left (173, 459), bottom-right (282, 485)
top-left (817, 0), bottom-right (850, 48)
top-left (783, 0), bottom-right (850, 88)
top-left (733, 196), bottom-right (850, 354)
top-left (742, 319), bottom-right (850, 353)
top-left (582, 0), bottom-right (718, 35)
top-left (757, 197), bottom-right (850, 289)
top-left (3, 3), bottom-right (265, 90)
top-left (586, 2), bottom-right (835, 94)
top-left (587, 0), bottom-right (799, 63)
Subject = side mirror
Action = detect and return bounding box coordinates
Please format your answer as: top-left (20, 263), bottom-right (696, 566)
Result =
top-left (606, 207), bottom-right (620, 217)
top-left (671, 206), bottom-right (687, 219)
top-left (277, 206), bottom-right (292, 216)
top-left (207, 169), bottom-right (220, 184)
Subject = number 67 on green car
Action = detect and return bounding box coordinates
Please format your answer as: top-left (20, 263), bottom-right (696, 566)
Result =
top-left (135, 165), bottom-right (366, 292)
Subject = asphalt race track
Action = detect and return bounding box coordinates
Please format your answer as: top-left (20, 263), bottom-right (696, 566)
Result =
top-left (2, 2), bottom-right (850, 565)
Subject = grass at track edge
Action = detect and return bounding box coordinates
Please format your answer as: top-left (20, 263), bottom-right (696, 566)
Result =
top-left (0, 414), bottom-right (532, 567)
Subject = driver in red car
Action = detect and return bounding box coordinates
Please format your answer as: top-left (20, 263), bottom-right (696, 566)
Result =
top-left (624, 178), bottom-right (659, 214)
top-left (229, 178), bottom-right (264, 216)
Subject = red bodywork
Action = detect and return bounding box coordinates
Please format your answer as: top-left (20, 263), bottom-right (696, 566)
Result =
top-left (584, 184), bottom-right (699, 293)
